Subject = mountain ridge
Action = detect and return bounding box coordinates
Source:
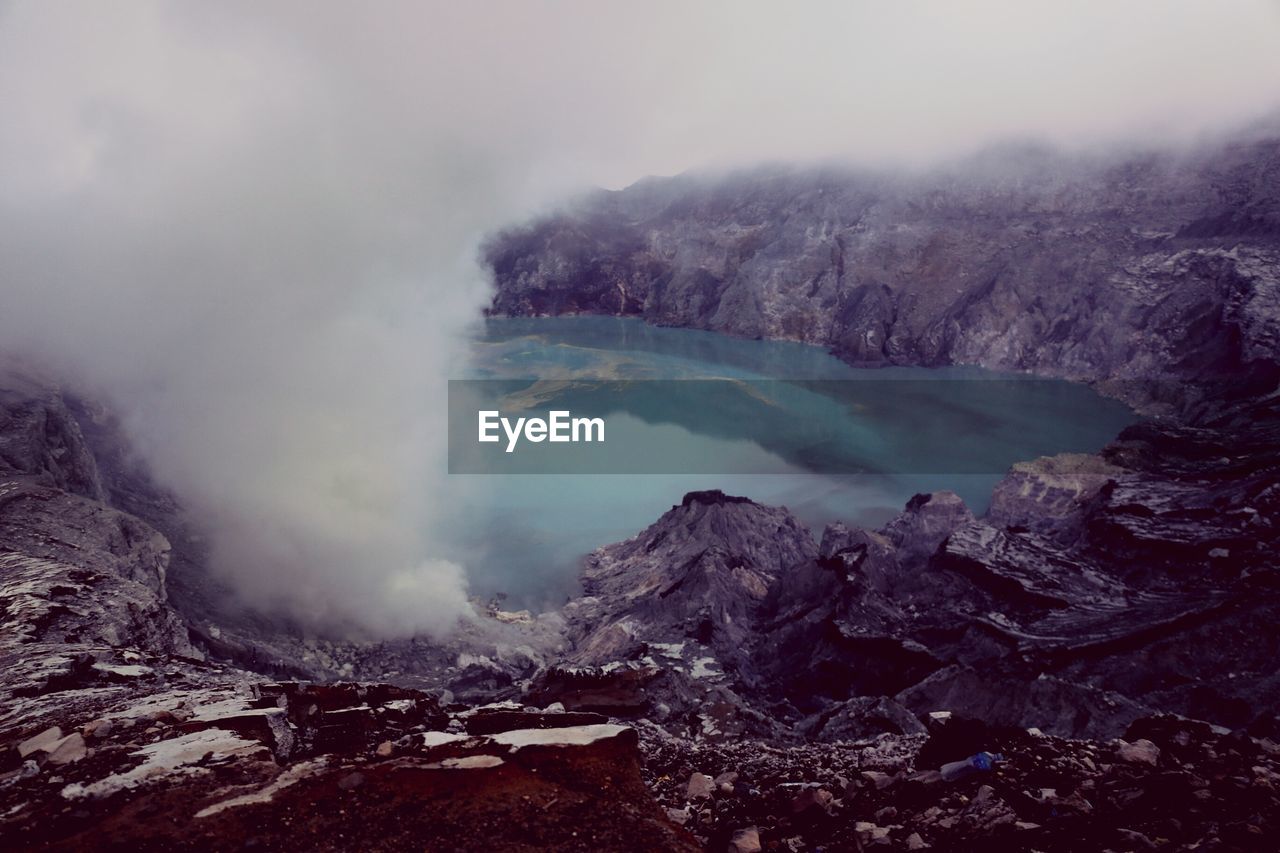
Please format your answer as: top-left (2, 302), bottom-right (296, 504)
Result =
top-left (486, 136), bottom-right (1280, 414)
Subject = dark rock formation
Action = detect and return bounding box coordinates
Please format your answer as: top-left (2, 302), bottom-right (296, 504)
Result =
top-left (486, 136), bottom-right (1280, 412)
top-left (0, 377), bottom-right (104, 503)
top-left (564, 489), bottom-right (816, 677)
top-left (552, 384), bottom-right (1278, 743)
top-left (1, 371), bottom-right (198, 738)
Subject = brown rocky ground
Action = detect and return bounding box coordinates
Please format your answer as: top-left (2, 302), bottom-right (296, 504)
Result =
top-left (640, 714), bottom-right (1280, 851)
top-left (2, 682), bottom-right (697, 852)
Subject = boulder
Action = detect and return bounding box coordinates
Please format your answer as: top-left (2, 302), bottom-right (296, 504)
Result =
top-left (728, 826), bottom-right (762, 853)
top-left (1116, 738), bottom-right (1161, 767)
top-left (687, 772), bottom-right (715, 800)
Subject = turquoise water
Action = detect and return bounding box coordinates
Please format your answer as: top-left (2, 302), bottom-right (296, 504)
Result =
top-left (441, 317), bottom-right (1137, 607)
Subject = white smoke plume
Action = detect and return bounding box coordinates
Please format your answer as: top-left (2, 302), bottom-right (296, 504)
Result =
top-left (1, 1), bottom-right (1278, 637)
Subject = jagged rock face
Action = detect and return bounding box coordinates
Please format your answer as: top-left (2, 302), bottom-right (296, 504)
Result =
top-left (1, 482), bottom-right (174, 600)
top-left (0, 380), bottom-right (104, 503)
top-left (881, 491), bottom-right (975, 561)
top-left (1, 381), bottom-right (198, 725)
top-left (0, 508), bottom-right (198, 757)
top-left (742, 388), bottom-right (1279, 740)
top-left (806, 696), bottom-right (927, 742)
top-left (564, 489), bottom-right (816, 676)
top-left (986, 452), bottom-right (1122, 544)
top-left (540, 490), bottom-right (825, 743)
top-left (759, 493), bottom-right (972, 716)
top-left (545, 436), bottom-right (1276, 742)
top-left (896, 666), bottom-right (1150, 737)
top-left (486, 138), bottom-right (1280, 411)
top-left (936, 520), bottom-right (1122, 611)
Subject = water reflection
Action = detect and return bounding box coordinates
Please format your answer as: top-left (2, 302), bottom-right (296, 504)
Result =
top-left (441, 317), bottom-right (1137, 608)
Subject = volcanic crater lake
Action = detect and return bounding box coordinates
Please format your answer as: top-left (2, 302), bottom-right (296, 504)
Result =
top-left (442, 316), bottom-right (1136, 608)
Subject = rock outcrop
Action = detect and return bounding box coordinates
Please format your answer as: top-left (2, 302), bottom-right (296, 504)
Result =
top-left (486, 135), bottom-right (1280, 413)
top-left (564, 489), bottom-right (816, 675)
top-left (546, 387), bottom-right (1278, 744)
top-left (0, 376), bottom-right (105, 503)
top-left (1, 372), bottom-right (199, 745)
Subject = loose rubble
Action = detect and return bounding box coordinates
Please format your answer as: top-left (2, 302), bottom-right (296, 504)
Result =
top-left (2, 681), bottom-right (697, 851)
top-left (637, 714), bottom-right (1280, 851)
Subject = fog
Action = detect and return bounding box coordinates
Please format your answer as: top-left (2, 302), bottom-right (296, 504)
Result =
top-left (2, 1), bottom-right (1278, 637)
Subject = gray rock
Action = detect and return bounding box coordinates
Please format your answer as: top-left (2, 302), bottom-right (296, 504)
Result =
top-left (46, 733), bottom-right (87, 765)
top-left (0, 381), bottom-right (195, 680)
top-left (1116, 738), bottom-right (1161, 766)
top-left (860, 770), bottom-right (896, 791)
top-left (987, 454), bottom-right (1123, 544)
top-left (854, 821), bottom-right (892, 846)
top-left (17, 726), bottom-right (63, 758)
top-left (565, 491), bottom-right (815, 672)
top-left (687, 771), bottom-right (715, 800)
top-left (81, 719), bottom-right (115, 740)
top-left (728, 826), bottom-right (761, 853)
top-left (882, 492), bottom-right (973, 562)
top-left (809, 696), bottom-right (928, 742)
top-left (790, 787), bottom-right (834, 814)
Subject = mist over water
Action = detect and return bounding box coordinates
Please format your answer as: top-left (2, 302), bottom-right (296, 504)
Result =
top-left (1, 2), bottom-right (1277, 636)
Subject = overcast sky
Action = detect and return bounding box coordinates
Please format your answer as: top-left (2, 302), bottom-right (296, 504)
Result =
top-left (2, 1), bottom-right (1278, 637)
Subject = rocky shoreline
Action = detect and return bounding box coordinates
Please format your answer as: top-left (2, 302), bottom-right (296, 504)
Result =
top-left (485, 136), bottom-right (1280, 417)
